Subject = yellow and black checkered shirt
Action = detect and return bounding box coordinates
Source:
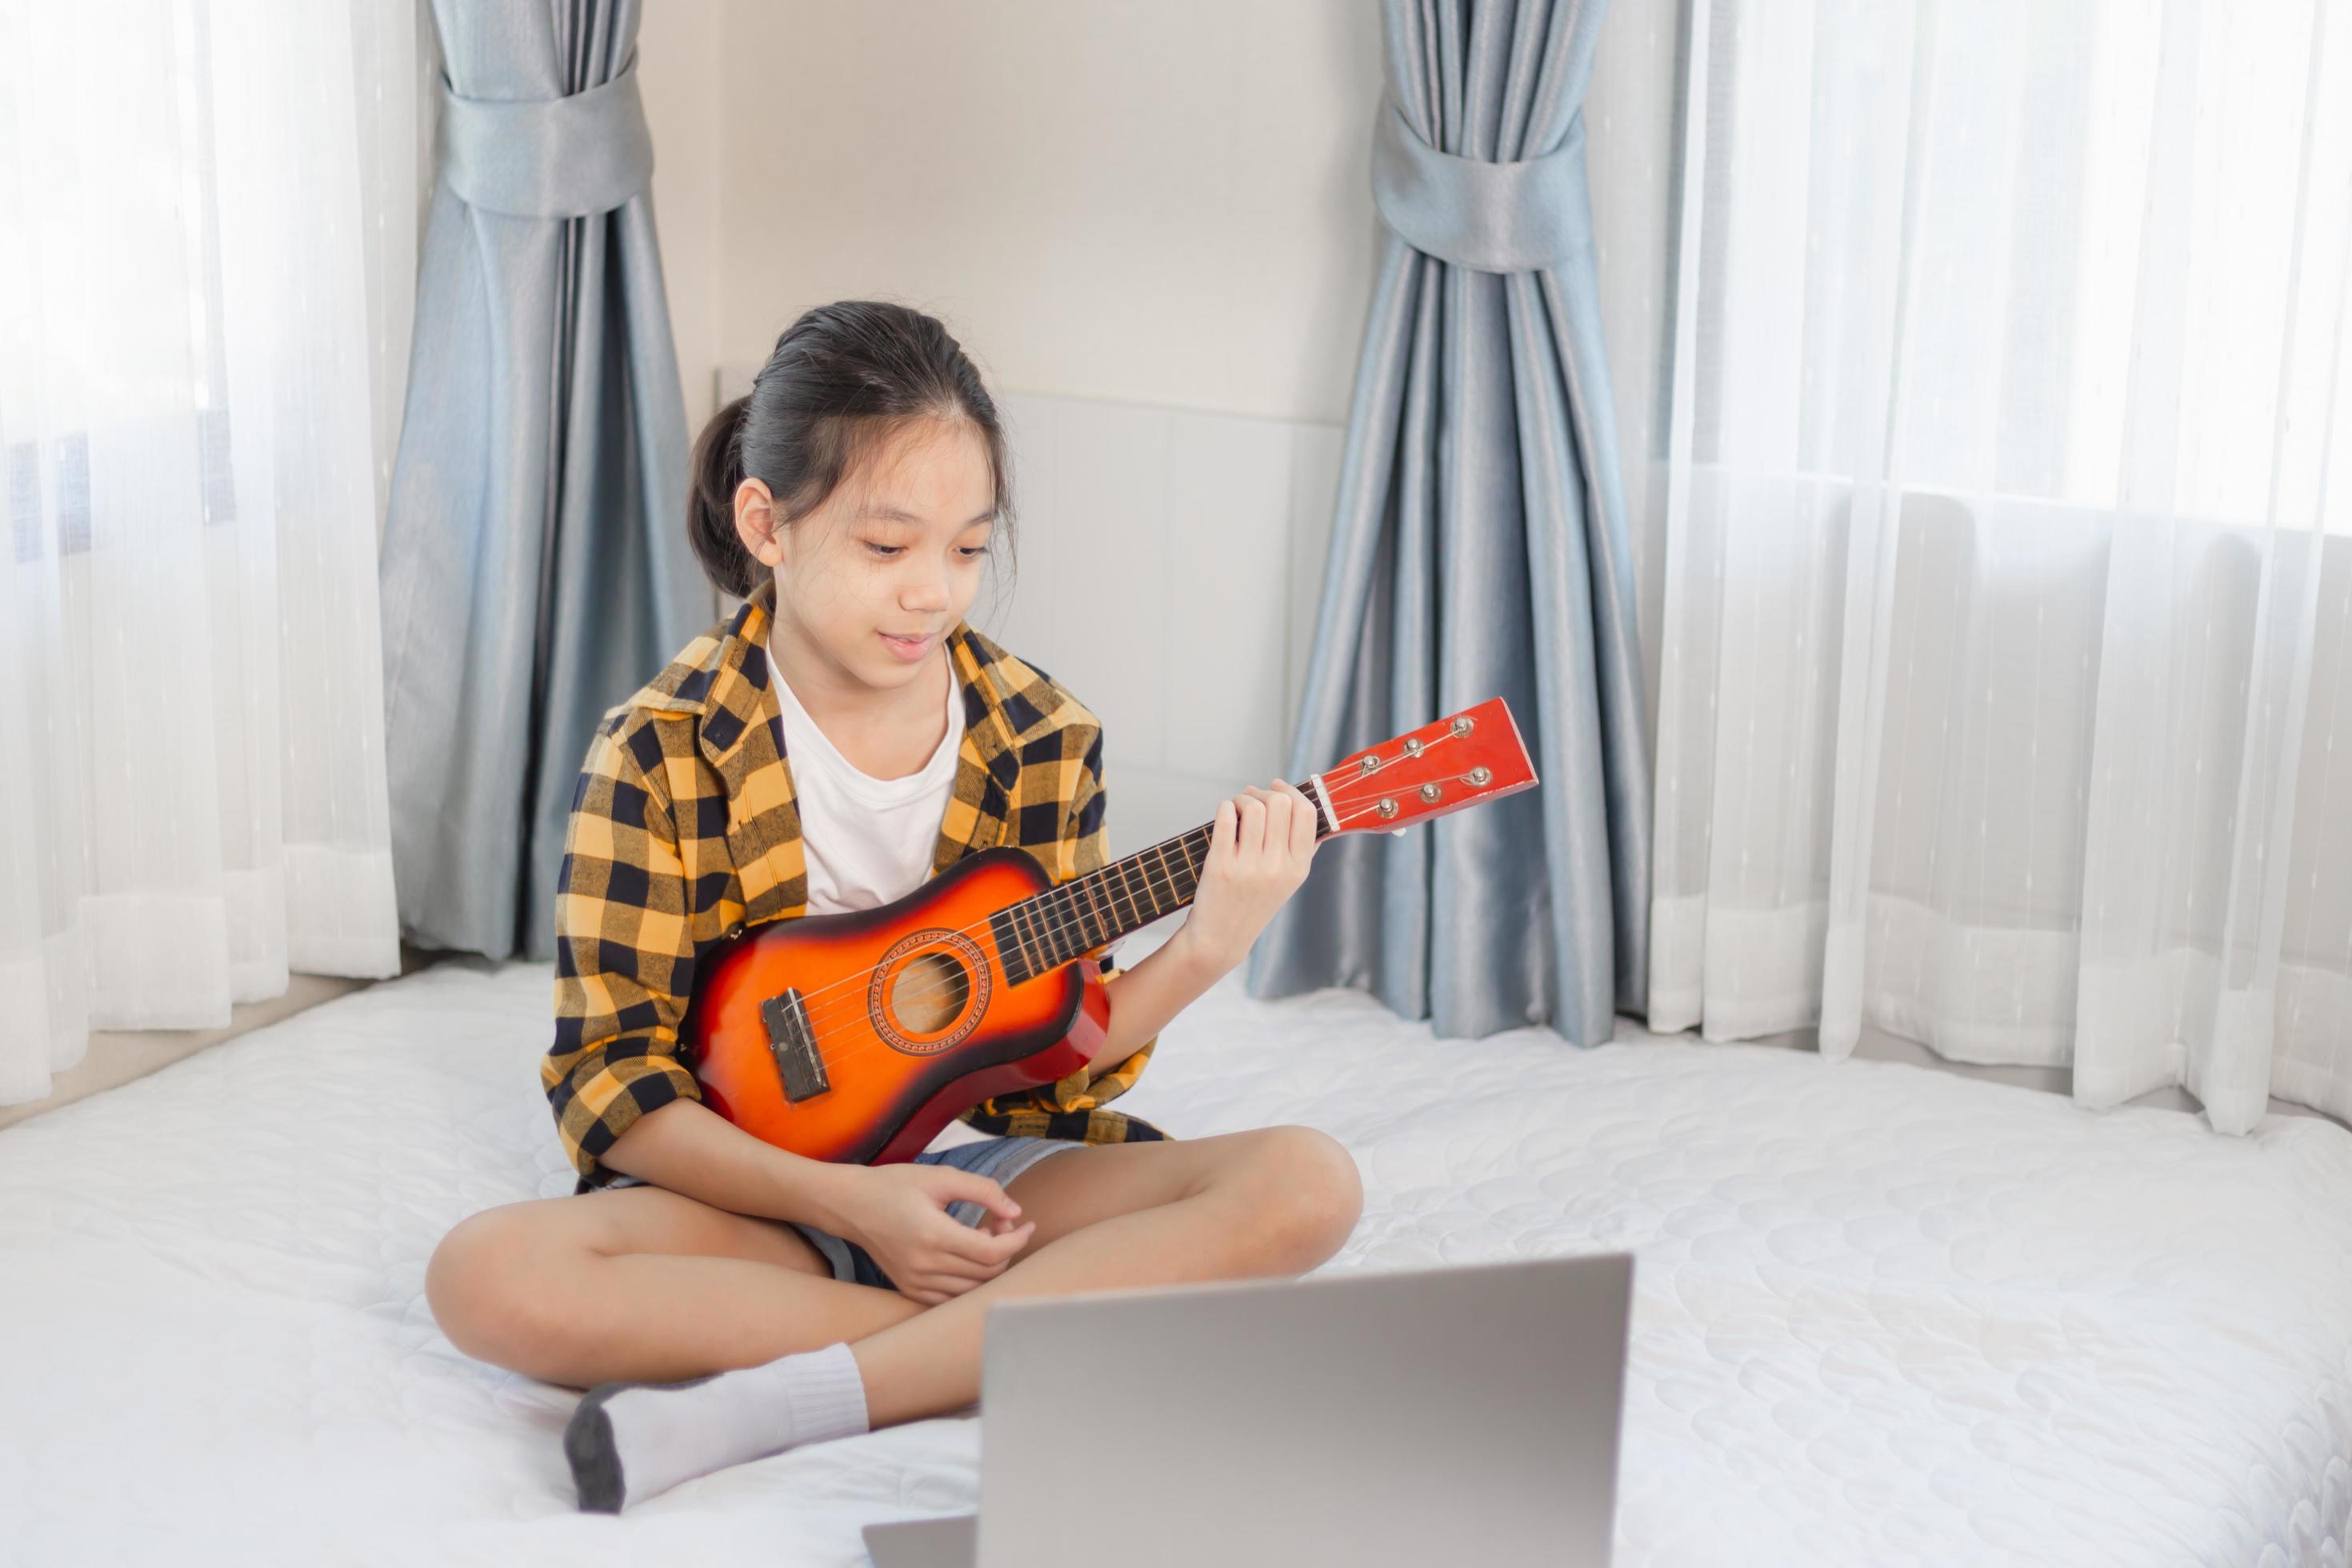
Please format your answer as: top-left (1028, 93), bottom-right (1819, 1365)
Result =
top-left (546, 576), bottom-right (1167, 1193)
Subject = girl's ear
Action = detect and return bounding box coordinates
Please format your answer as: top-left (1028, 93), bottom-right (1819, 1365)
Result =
top-left (733, 477), bottom-right (783, 568)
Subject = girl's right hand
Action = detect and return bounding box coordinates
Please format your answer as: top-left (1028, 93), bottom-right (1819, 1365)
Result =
top-left (828, 1163), bottom-right (1035, 1306)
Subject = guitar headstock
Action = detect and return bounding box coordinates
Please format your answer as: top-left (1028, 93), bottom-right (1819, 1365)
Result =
top-left (1302, 696), bottom-right (1538, 839)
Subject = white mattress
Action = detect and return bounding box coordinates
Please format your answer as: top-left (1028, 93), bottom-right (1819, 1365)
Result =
top-left (4, 937), bottom-right (2349, 1566)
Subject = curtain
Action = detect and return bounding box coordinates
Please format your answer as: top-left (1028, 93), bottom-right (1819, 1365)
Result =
top-left (0, 0), bottom-right (414, 1106)
top-left (378, 0), bottom-right (709, 966)
top-left (1653, 0), bottom-right (2352, 1130)
top-left (1245, 0), bottom-right (1651, 1048)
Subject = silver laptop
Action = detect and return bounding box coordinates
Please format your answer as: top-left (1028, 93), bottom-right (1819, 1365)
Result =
top-left (862, 1252), bottom-right (1634, 1568)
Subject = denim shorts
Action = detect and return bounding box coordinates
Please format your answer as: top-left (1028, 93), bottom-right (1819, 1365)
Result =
top-left (594, 1134), bottom-right (1082, 1294)
top-left (786, 1134), bottom-right (1082, 1292)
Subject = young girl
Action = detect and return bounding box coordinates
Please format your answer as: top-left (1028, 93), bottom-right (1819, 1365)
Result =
top-left (422, 299), bottom-right (1362, 1513)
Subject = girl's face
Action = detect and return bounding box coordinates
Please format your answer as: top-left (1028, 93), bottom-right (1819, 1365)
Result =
top-left (737, 417), bottom-right (997, 696)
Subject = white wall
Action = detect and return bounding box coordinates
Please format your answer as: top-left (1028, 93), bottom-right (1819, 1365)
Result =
top-left (653, 0), bottom-right (1384, 430)
top-left (637, 0), bottom-right (1380, 855)
top-left (634, 0), bottom-right (1687, 854)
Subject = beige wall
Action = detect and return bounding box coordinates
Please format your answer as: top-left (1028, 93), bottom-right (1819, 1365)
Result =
top-left (635, 0), bottom-right (725, 429)
top-left (638, 0), bottom-right (1383, 434)
top-left (632, 0), bottom-right (1688, 850)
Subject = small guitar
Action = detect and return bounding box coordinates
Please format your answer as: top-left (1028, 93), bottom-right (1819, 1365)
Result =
top-left (682, 696), bottom-right (1538, 1164)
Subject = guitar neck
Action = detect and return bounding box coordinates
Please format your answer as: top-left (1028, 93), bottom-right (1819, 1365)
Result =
top-left (993, 780), bottom-right (1335, 985)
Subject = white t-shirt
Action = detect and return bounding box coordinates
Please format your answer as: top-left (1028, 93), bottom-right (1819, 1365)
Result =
top-left (766, 630), bottom-right (964, 917)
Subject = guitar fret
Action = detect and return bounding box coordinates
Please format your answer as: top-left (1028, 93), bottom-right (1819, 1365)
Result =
top-left (991, 908), bottom-right (1026, 986)
top-left (1146, 849), bottom-right (1174, 917)
top-left (1135, 846), bottom-right (1158, 908)
top-left (998, 829), bottom-right (1231, 985)
top-left (1102, 861), bottom-right (1132, 930)
top-left (1014, 899), bottom-right (1046, 978)
top-left (1079, 870), bottom-right (1113, 950)
top-left (1039, 889), bottom-right (1074, 970)
top-left (1150, 842), bottom-right (1178, 912)
top-left (1045, 882), bottom-right (1082, 966)
top-left (1123, 856), bottom-right (1157, 922)
top-left (1074, 874), bottom-right (1103, 953)
top-left (1172, 831), bottom-right (1204, 898)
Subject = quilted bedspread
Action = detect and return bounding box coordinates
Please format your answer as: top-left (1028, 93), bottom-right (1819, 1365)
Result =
top-left (3, 936), bottom-right (2348, 1565)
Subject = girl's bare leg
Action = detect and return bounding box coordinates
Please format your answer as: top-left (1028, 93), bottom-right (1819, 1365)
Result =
top-left (426, 1182), bottom-right (923, 1388)
top-left (425, 1125), bottom-right (1361, 1400)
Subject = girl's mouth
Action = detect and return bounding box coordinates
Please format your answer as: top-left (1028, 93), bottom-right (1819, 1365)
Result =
top-left (879, 630), bottom-right (934, 661)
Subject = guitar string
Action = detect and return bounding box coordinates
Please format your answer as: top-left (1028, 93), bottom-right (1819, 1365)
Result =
top-left (777, 735), bottom-right (1473, 1042)
top-left (774, 736), bottom-right (1472, 1048)
top-left (778, 734), bottom-right (1468, 1038)
top-left (749, 781), bottom-right (1452, 1090)
top-left (769, 735), bottom-right (1474, 1056)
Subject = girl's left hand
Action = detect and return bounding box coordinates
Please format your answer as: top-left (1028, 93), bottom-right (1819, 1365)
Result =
top-left (1174, 778), bottom-right (1322, 971)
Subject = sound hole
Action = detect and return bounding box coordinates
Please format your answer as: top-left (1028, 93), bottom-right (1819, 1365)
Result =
top-left (888, 950), bottom-right (970, 1034)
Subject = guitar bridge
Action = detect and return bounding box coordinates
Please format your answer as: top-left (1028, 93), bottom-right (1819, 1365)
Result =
top-left (758, 989), bottom-right (830, 1102)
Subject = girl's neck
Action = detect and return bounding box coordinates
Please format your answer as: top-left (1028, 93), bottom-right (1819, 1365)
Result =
top-left (765, 603), bottom-right (954, 770)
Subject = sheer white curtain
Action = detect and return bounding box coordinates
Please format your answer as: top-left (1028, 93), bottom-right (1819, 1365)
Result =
top-left (0, 0), bottom-right (418, 1106)
top-left (1651, 0), bottom-right (2352, 1130)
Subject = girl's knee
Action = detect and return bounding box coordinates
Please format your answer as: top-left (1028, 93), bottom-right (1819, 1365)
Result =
top-left (426, 1205), bottom-right (581, 1372)
top-left (1238, 1126), bottom-right (1363, 1266)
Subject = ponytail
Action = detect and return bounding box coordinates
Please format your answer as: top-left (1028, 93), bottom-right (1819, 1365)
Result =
top-left (686, 394), bottom-right (758, 598)
top-left (680, 300), bottom-right (1015, 602)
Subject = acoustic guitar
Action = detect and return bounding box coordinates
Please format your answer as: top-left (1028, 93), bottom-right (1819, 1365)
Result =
top-left (682, 695), bottom-right (1538, 1164)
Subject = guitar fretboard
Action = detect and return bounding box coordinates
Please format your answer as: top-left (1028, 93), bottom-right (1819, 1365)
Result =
top-left (990, 781), bottom-right (1331, 984)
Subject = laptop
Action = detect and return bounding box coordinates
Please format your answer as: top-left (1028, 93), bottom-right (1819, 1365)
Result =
top-left (862, 1252), bottom-right (1634, 1568)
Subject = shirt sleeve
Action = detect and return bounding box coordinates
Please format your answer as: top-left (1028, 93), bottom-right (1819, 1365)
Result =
top-left (962, 722), bottom-right (1158, 1126)
top-left (542, 721), bottom-right (704, 1190)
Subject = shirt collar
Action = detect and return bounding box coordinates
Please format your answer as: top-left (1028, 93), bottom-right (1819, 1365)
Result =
top-left (672, 577), bottom-right (1025, 912)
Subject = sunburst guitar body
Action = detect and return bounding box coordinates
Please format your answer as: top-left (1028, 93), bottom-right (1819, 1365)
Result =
top-left (682, 696), bottom-right (1538, 1165)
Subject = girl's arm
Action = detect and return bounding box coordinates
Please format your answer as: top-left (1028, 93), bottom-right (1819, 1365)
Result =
top-left (599, 1097), bottom-right (865, 1230)
top-left (1078, 776), bottom-right (1322, 1076)
top-left (606, 1088), bottom-right (1040, 1306)
top-left (590, 773), bottom-right (1314, 1228)
top-left (548, 730), bottom-right (898, 1228)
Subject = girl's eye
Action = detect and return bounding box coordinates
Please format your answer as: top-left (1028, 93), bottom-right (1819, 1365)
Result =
top-left (861, 542), bottom-right (987, 562)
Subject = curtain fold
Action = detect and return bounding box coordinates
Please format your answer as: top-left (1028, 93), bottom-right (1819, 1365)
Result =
top-left (1246, 0), bottom-right (1650, 1047)
top-left (0, 0), bottom-right (410, 1106)
top-left (379, 0), bottom-right (707, 963)
top-left (1652, 0), bottom-right (2352, 1130)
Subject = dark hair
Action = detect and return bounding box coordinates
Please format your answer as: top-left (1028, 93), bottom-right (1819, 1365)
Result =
top-left (686, 299), bottom-right (1015, 601)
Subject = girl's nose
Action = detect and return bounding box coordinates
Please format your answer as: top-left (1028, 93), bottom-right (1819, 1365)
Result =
top-left (905, 562), bottom-right (952, 611)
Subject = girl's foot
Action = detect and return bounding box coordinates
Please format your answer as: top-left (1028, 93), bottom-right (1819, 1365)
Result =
top-left (564, 1340), bottom-right (870, 1511)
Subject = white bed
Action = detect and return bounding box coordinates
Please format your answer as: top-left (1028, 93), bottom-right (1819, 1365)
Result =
top-left (4, 933), bottom-right (2348, 1566)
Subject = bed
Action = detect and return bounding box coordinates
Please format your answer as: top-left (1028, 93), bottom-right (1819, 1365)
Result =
top-left (4, 929), bottom-right (2347, 1565)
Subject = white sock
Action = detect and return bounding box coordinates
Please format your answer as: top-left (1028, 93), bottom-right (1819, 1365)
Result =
top-left (564, 1341), bottom-right (871, 1512)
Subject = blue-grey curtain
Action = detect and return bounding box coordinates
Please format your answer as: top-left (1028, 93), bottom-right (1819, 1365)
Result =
top-left (1244, 0), bottom-right (1649, 1046)
top-left (378, 0), bottom-right (709, 962)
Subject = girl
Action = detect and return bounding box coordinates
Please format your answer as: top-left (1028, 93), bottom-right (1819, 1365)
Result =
top-left (422, 299), bottom-right (1362, 1513)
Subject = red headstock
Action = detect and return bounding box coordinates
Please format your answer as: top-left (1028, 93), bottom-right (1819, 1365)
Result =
top-left (1301, 696), bottom-right (1538, 839)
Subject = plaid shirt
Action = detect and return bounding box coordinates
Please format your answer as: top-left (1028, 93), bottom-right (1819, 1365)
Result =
top-left (545, 576), bottom-right (1166, 1194)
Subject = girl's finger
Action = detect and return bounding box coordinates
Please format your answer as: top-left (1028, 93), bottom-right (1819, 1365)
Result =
top-left (919, 1249), bottom-right (999, 1283)
top-left (1272, 778), bottom-right (1314, 858)
top-left (1235, 791), bottom-right (1267, 858)
top-left (930, 1170), bottom-right (1020, 1226)
top-left (1265, 785), bottom-right (1294, 842)
top-left (964, 1219), bottom-right (1034, 1264)
top-left (926, 1222), bottom-right (1011, 1269)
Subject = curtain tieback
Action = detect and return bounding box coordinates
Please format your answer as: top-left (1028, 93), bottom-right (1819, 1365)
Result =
top-left (439, 59), bottom-right (654, 220)
top-left (1370, 96), bottom-right (1595, 274)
